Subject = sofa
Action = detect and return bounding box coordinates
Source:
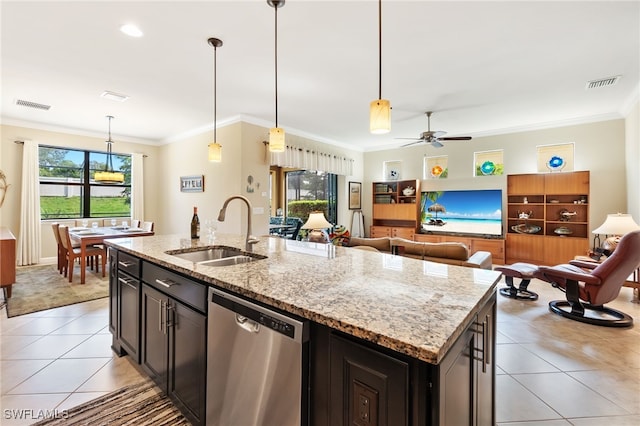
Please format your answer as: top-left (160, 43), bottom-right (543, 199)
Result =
top-left (347, 236), bottom-right (493, 269)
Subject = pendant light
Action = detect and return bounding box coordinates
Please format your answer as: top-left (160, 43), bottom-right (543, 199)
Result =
top-left (208, 37), bottom-right (223, 162)
top-left (370, 0), bottom-right (391, 134)
top-left (94, 115), bottom-right (124, 184)
top-left (268, 0), bottom-right (285, 152)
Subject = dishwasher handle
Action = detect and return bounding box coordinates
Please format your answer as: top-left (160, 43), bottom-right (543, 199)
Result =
top-left (236, 314), bottom-right (260, 333)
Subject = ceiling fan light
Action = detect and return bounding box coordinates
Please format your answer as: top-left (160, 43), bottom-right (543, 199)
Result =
top-left (370, 99), bottom-right (391, 134)
top-left (208, 142), bottom-right (222, 162)
top-left (269, 127), bottom-right (285, 152)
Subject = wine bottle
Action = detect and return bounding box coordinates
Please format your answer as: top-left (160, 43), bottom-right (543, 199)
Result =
top-left (191, 206), bottom-right (200, 239)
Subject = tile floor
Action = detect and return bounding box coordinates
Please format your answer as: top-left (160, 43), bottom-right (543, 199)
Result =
top-left (1, 278), bottom-right (640, 425)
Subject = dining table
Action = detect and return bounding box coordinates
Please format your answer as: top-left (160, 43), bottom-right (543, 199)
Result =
top-left (69, 226), bottom-right (154, 284)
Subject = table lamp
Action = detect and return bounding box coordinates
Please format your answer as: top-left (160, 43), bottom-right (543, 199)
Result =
top-left (592, 213), bottom-right (640, 253)
top-left (302, 212), bottom-right (333, 243)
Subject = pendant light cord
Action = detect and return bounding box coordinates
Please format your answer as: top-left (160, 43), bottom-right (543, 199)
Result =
top-left (213, 44), bottom-right (218, 142)
top-left (274, 4), bottom-right (279, 127)
top-left (106, 116), bottom-right (114, 172)
top-left (378, 0), bottom-right (382, 100)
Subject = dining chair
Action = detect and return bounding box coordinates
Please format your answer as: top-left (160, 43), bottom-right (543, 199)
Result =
top-left (51, 223), bottom-right (65, 274)
top-left (58, 225), bottom-right (107, 283)
top-left (142, 221), bottom-right (154, 232)
top-left (131, 219), bottom-right (141, 228)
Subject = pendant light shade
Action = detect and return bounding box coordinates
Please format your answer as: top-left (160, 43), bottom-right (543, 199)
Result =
top-left (94, 115), bottom-right (124, 184)
top-left (370, 0), bottom-right (391, 134)
top-left (268, 0), bottom-right (286, 153)
top-left (208, 37), bottom-right (223, 162)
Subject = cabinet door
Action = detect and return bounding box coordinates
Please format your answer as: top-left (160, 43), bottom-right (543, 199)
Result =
top-left (506, 234), bottom-right (545, 264)
top-left (507, 173), bottom-right (544, 195)
top-left (544, 171), bottom-right (589, 194)
top-left (118, 271), bottom-right (140, 362)
top-left (329, 334), bottom-right (409, 426)
top-left (476, 295), bottom-right (496, 426)
top-left (435, 326), bottom-right (474, 426)
top-left (543, 236), bottom-right (589, 265)
top-left (370, 226), bottom-right (391, 238)
top-left (168, 301), bottom-right (207, 426)
top-left (392, 227), bottom-right (415, 240)
top-left (472, 239), bottom-right (505, 265)
top-left (141, 284), bottom-right (169, 391)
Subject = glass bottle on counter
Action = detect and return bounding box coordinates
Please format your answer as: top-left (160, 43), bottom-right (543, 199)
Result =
top-left (191, 206), bottom-right (200, 239)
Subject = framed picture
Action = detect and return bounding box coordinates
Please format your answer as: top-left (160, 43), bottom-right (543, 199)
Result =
top-left (383, 160), bottom-right (402, 181)
top-left (180, 175), bottom-right (204, 192)
top-left (348, 181), bottom-right (362, 210)
top-left (536, 142), bottom-right (574, 172)
top-left (474, 149), bottom-right (504, 176)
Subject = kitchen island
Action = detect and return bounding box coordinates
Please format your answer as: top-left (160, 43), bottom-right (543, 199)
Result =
top-left (106, 234), bottom-right (501, 426)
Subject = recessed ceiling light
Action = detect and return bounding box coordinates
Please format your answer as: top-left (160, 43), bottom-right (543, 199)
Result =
top-left (120, 23), bottom-right (143, 37)
top-left (101, 91), bottom-right (130, 102)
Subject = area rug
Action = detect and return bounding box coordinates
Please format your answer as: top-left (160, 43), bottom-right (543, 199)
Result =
top-left (4, 263), bottom-right (109, 318)
top-left (32, 379), bottom-right (190, 426)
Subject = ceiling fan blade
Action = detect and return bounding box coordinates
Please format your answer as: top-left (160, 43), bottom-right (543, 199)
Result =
top-left (431, 140), bottom-right (444, 148)
top-left (401, 140), bottom-right (426, 147)
top-left (432, 131), bottom-right (447, 138)
top-left (440, 136), bottom-right (472, 141)
top-left (395, 137), bottom-right (423, 140)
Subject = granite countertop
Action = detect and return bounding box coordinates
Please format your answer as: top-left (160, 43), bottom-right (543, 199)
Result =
top-left (106, 234), bottom-right (501, 364)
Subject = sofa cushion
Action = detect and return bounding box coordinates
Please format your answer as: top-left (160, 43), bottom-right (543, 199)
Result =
top-left (348, 236), bottom-right (390, 252)
top-left (389, 237), bottom-right (425, 257)
top-left (423, 242), bottom-right (469, 261)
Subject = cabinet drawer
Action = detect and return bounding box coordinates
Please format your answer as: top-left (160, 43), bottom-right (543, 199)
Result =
top-left (118, 251), bottom-right (141, 278)
top-left (370, 226), bottom-right (391, 237)
top-left (142, 262), bottom-right (206, 313)
top-left (392, 227), bottom-right (415, 239)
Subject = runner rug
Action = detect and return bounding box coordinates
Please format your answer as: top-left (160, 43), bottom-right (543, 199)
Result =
top-left (4, 263), bottom-right (108, 318)
top-left (32, 380), bottom-right (190, 426)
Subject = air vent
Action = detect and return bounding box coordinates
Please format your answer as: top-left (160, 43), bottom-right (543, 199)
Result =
top-left (586, 75), bottom-right (621, 89)
top-left (101, 91), bottom-right (129, 102)
top-left (15, 99), bottom-right (51, 110)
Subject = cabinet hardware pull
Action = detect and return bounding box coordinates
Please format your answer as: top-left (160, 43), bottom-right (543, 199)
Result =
top-left (482, 319), bottom-right (487, 373)
top-left (118, 261), bottom-right (134, 267)
top-left (485, 314), bottom-right (491, 367)
top-left (118, 277), bottom-right (136, 289)
top-left (155, 278), bottom-right (176, 288)
top-left (159, 300), bottom-right (165, 333)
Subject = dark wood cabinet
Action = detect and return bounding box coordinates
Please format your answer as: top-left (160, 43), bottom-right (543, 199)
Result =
top-left (329, 334), bottom-right (409, 426)
top-left (141, 277), bottom-right (206, 426)
top-left (117, 271), bottom-right (140, 362)
top-left (434, 293), bottom-right (496, 426)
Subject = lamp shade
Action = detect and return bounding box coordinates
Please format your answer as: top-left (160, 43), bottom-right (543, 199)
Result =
top-left (302, 212), bottom-right (332, 230)
top-left (592, 213), bottom-right (640, 235)
top-left (269, 127), bottom-right (285, 152)
top-left (208, 142), bottom-right (222, 162)
top-left (370, 99), bottom-right (391, 134)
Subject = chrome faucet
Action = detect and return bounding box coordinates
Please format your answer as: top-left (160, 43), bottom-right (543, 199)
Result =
top-left (217, 195), bottom-right (259, 252)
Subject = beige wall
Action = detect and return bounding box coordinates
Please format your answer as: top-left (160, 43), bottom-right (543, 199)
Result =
top-left (0, 124), bottom-right (161, 261)
top-left (625, 100), bottom-right (640, 222)
top-left (362, 119), bottom-right (628, 236)
top-left (156, 121), bottom-right (364, 238)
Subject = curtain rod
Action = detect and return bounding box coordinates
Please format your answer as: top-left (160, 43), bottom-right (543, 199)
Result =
top-left (14, 140), bottom-right (24, 144)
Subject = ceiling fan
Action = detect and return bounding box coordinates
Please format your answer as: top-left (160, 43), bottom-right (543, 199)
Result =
top-left (397, 111), bottom-right (472, 148)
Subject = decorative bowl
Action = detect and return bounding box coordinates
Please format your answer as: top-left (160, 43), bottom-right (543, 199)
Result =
top-left (402, 187), bottom-right (415, 196)
top-left (511, 224), bottom-right (541, 234)
top-left (554, 226), bottom-right (573, 236)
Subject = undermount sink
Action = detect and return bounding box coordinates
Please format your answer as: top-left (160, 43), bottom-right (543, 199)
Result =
top-left (165, 246), bottom-right (267, 267)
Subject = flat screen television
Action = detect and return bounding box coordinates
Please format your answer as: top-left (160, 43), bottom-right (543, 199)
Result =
top-left (420, 189), bottom-right (503, 237)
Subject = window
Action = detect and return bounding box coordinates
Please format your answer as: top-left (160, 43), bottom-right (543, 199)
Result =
top-left (285, 170), bottom-right (337, 225)
top-left (39, 146), bottom-right (131, 219)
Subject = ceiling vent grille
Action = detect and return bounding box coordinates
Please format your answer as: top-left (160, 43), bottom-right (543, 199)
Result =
top-left (586, 75), bottom-right (621, 89)
top-left (15, 99), bottom-right (51, 110)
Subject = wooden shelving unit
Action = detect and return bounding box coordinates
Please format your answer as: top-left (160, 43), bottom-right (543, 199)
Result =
top-left (371, 179), bottom-right (421, 239)
top-left (506, 171), bottom-right (590, 265)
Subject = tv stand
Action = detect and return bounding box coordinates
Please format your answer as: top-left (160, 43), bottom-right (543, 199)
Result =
top-left (415, 233), bottom-right (505, 265)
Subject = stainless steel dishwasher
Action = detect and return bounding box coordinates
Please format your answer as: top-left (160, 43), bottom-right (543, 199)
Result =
top-left (207, 287), bottom-right (309, 426)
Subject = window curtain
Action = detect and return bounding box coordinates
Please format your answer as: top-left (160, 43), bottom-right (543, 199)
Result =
top-left (17, 140), bottom-right (41, 265)
top-left (270, 144), bottom-right (354, 176)
top-left (131, 153), bottom-right (145, 222)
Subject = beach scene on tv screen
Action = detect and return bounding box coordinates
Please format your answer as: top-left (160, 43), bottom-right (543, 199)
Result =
top-left (421, 189), bottom-right (503, 236)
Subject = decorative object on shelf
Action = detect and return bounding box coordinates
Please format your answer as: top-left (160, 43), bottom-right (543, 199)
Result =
top-left (480, 161), bottom-right (496, 175)
top-left (180, 175), bottom-right (204, 192)
top-left (94, 115), bottom-right (125, 184)
top-left (554, 226), bottom-right (573, 236)
top-left (518, 210), bottom-right (533, 220)
top-left (512, 224), bottom-right (542, 234)
top-left (592, 213), bottom-right (640, 252)
top-left (559, 209), bottom-right (577, 221)
top-left (537, 142), bottom-right (574, 172)
top-left (369, 0), bottom-right (391, 134)
top-left (547, 155), bottom-right (565, 172)
top-left (549, 199), bottom-right (559, 203)
top-left (402, 186), bottom-right (415, 196)
top-left (383, 160), bottom-right (401, 180)
top-left (329, 225), bottom-right (350, 246)
top-left (348, 181), bottom-right (362, 210)
top-left (425, 155), bottom-right (448, 179)
top-left (207, 37), bottom-right (223, 162)
top-left (474, 149), bottom-right (503, 176)
top-left (268, 0), bottom-right (286, 152)
top-left (302, 211), bottom-right (333, 243)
